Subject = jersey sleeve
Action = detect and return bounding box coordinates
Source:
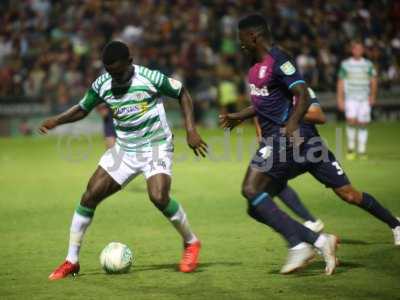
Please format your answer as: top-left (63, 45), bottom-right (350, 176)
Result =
top-left (138, 66), bottom-right (183, 99)
top-left (276, 58), bottom-right (305, 90)
top-left (338, 62), bottom-right (347, 79)
top-left (79, 74), bottom-right (109, 112)
top-left (79, 87), bottom-right (102, 112)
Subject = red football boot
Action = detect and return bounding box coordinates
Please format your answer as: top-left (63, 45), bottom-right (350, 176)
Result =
top-left (179, 240), bottom-right (201, 273)
top-left (48, 261), bottom-right (80, 281)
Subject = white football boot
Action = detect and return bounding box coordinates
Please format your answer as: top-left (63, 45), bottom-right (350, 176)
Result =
top-left (280, 243), bottom-right (316, 274)
top-left (315, 234), bottom-right (339, 275)
top-left (304, 219), bottom-right (324, 233)
top-left (392, 217), bottom-right (400, 246)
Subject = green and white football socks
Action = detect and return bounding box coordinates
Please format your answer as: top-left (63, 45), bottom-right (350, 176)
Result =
top-left (357, 127), bottom-right (368, 155)
top-left (162, 198), bottom-right (198, 244)
top-left (346, 125), bottom-right (356, 152)
top-left (66, 204), bottom-right (95, 264)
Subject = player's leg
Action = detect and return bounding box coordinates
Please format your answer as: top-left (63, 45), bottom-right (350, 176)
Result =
top-left (278, 186), bottom-right (324, 232)
top-left (242, 167), bottom-right (337, 274)
top-left (146, 173), bottom-right (198, 245)
top-left (66, 167), bottom-right (121, 261)
top-left (308, 150), bottom-right (400, 245)
top-left (49, 143), bottom-right (137, 280)
top-left (144, 152), bottom-right (200, 272)
top-left (356, 101), bottom-right (371, 159)
top-left (333, 185), bottom-right (400, 244)
top-left (49, 166), bottom-right (121, 280)
top-left (345, 100), bottom-right (358, 160)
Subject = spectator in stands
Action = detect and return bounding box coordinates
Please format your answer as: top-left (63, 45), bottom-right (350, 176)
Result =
top-left (0, 0), bottom-right (398, 125)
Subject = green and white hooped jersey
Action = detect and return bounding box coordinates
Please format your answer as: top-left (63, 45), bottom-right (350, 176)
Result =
top-left (79, 65), bottom-right (182, 152)
top-left (338, 57), bottom-right (377, 102)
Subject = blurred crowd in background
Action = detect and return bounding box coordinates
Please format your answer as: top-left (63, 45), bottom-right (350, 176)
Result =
top-left (1, 0), bottom-right (400, 119)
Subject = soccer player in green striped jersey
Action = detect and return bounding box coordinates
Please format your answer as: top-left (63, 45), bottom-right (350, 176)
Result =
top-left (337, 41), bottom-right (378, 160)
top-left (40, 41), bottom-right (208, 280)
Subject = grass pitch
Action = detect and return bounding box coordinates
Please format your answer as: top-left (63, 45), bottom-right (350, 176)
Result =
top-left (1, 122), bottom-right (400, 300)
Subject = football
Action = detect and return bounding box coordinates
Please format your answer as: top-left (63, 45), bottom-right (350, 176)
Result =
top-left (100, 242), bottom-right (134, 274)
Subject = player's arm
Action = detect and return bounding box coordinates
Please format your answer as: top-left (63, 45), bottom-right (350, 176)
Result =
top-left (219, 105), bottom-right (256, 130)
top-left (178, 87), bottom-right (208, 157)
top-left (39, 86), bottom-right (101, 134)
top-left (285, 82), bottom-right (310, 136)
top-left (146, 67), bottom-right (207, 157)
top-left (303, 88), bottom-right (326, 125)
top-left (369, 64), bottom-right (378, 106)
top-left (336, 79), bottom-right (345, 112)
top-left (39, 105), bottom-right (88, 134)
top-left (275, 58), bottom-right (310, 137)
top-left (336, 62), bottom-right (346, 112)
top-left (254, 117), bottom-right (262, 142)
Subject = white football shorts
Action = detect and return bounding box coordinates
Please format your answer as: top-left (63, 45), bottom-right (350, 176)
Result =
top-left (99, 143), bottom-right (173, 186)
top-left (345, 99), bottom-right (371, 123)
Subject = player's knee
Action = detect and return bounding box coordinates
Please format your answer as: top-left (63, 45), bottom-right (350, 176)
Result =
top-left (148, 189), bottom-right (169, 210)
top-left (241, 183), bottom-right (259, 200)
top-left (81, 188), bottom-right (99, 209)
top-left (337, 188), bottom-right (362, 205)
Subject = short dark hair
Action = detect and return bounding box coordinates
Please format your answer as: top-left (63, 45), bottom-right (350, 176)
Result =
top-left (102, 41), bottom-right (130, 65)
top-left (238, 14), bottom-right (271, 39)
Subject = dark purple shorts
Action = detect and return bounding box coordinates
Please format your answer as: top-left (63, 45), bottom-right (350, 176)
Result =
top-left (250, 137), bottom-right (350, 195)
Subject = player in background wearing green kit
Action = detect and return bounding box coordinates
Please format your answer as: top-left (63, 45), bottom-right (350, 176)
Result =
top-left (40, 41), bottom-right (208, 280)
top-left (337, 41), bottom-right (378, 160)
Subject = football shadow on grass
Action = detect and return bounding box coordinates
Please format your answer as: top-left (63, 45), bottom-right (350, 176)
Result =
top-left (82, 261), bottom-right (242, 277)
top-left (268, 260), bottom-right (364, 277)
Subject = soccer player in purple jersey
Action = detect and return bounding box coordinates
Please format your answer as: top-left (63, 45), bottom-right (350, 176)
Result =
top-left (220, 14), bottom-right (400, 275)
top-left (254, 92), bottom-right (325, 233)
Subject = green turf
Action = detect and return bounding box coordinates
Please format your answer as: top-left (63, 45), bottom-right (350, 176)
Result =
top-left (1, 122), bottom-right (400, 300)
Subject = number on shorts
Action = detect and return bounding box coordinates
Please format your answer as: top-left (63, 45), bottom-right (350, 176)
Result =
top-left (332, 161), bottom-right (344, 175)
top-left (259, 146), bottom-right (272, 159)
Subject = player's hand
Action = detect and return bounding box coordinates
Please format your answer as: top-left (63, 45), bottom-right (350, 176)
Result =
top-left (187, 130), bottom-right (208, 157)
top-left (219, 114), bottom-right (242, 130)
top-left (282, 121), bottom-right (298, 137)
top-left (38, 117), bottom-right (58, 134)
top-left (282, 123), bottom-right (303, 147)
top-left (369, 96), bottom-right (376, 107)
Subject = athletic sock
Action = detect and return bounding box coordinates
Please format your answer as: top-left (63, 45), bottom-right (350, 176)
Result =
top-left (313, 234), bottom-right (327, 249)
top-left (65, 204), bottom-right (95, 264)
top-left (278, 186), bottom-right (316, 222)
top-left (359, 193), bottom-right (400, 229)
top-left (357, 127), bottom-right (368, 154)
top-left (346, 125), bottom-right (356, 152)
top-left (163, 198), bottom-right (198, 244)
top-left (290, 242), bottom-right (309, 250)
top-left (248, 192), bottom-right (319, 247)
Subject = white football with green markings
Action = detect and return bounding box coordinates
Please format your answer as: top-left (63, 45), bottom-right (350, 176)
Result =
top-left (100, 242), bottom-right (134, 274)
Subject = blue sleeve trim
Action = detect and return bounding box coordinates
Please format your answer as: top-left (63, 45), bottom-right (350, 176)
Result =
top-left (288, 80), bottom-right (305, 89)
